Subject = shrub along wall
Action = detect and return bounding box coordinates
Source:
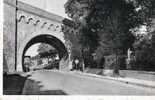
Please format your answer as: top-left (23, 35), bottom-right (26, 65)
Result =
top-left (104, 54), bottom-right (127, 70)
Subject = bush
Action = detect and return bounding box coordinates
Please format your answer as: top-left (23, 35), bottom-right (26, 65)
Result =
top-left (117, 55), bottom-right (127, 70)
top-left (104, 54), bottom-right (126, 70)
top-left (104, 55), bottom-right (116, 69)
top-left (128, 50), bottom-right (155, 71)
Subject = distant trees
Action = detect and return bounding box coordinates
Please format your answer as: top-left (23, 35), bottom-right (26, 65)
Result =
top-left (133, 0), bottom-right (155, 25)
top-left (132, 31), bottom-right (155, 71)
top-left (133, 34), bottom-right (155, 70)
top-left (131, 0), bottom-right (155, 71)
top-left (62, 19), bottom-right (82, 59)
top-left (37, 43), bottom-right (58, 58)
top-left (64, 0), bottom-right (155, 74)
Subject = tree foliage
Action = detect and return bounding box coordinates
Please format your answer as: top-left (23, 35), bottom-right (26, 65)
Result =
top-left (62, 19), bottom-right (82, 59)
top-left (64, 0), bottom-right (155, 71)
top-left (131, 0), bottom-right (155, 70)
top-left (133, 0), bottom-right (155, 24)
top-left (133, 33), bottom-right (155, 70)
top-left (37, 43), bottom-right (57, 58)
top-left (65, 0), bottom-right (138, 53)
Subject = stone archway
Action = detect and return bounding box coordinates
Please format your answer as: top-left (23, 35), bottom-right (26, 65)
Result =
top-left (17, 34), bottom-right (68, 72)
top-left (4, 0), bottom-right (74, 72)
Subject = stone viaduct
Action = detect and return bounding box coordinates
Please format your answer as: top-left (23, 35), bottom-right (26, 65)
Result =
top-left (4, 0), bottom-right (73, 72)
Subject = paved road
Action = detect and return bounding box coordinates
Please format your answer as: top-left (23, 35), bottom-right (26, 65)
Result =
top-left (22, 70), bottom-right (155, 95)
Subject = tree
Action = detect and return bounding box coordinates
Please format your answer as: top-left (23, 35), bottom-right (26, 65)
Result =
top-left (62, 19), bottom-right (82, 59)
top-left (64, 0), bottom-right (155, 75)
top-left (92, 0), bottom-right (139, 75)
top-left (133, 33), bottom-right (155, 70)
top-left (37, 43), bottom-right (57, 58)
top-left (131, 0), bottom-right (155, 70)
top-left (64, 0), bottom-right (100, 68)
top-left (133, 0), bottom-right (155, 24)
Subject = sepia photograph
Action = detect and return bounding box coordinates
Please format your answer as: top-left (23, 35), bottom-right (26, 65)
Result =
top-left (3, 0), bottom-right (155, 96)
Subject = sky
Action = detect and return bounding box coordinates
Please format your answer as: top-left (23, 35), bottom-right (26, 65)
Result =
top-left (25, 43), bottom-right (41, 57)
top-left (21, 0), bottom-right (68, 57)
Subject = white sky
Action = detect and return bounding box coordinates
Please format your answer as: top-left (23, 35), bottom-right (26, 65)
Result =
top-left (25, 43), bottom-right (41, 57)
top-left (19, 0), bottom-right (68, 18)
top-left (21, 0), bottom-right (68, 57)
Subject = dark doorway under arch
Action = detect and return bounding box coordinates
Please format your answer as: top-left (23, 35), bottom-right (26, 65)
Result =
top-left (22, 34), bottom-right (68, 72)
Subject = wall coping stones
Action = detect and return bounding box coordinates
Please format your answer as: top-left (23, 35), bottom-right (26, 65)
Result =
top-left (4, 0), bottom-right (65, 23)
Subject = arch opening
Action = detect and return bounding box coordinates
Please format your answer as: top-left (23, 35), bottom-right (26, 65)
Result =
top-left (22, 34), bottom-right (68, 72)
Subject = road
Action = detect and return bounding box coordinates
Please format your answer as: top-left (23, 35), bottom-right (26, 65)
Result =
top-left (22, 70), bottom-right (155, 95)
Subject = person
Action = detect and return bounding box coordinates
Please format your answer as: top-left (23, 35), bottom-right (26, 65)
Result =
top-left (24, 63), bottom-right (30, 72)
top-left (74, 58), bottom-right (79, 70)
top-left (99, 57), bottom-right (105, 68)
top-left (24, 56), bottom-right (31, 72)
top-left (71, 57), bottom-right (79, 71)
top-left (71, 59), bottom-right (76, 71)
top-left (79, 59), bottom-right (85, 72)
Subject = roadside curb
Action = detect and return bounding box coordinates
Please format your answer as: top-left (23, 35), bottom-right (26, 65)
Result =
top-left (74, 72), bottom-right (155, 89)
top-left (18, 70), bottom-right (155, 89)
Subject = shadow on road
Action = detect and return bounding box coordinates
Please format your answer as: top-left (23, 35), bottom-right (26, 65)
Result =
top-left (3, 73), bottom-right (28, 95)
top-left (22, 78), bottom-right (67, 95)
top-left (3, 72), bottom-right (67, 95)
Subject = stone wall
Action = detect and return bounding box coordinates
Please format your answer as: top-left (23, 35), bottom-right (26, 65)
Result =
top-left (4, 0), bottom-right (73, 72)
top-left (16, 1), bottom-right (67, 71)
top-left (3, 0), bottom-right (16, 72)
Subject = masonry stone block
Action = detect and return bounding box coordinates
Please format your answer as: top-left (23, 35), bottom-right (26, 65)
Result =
top-left (4, 0), bottom-right (73, 72)
top-left (3, 0), bottom-right (16, 72)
